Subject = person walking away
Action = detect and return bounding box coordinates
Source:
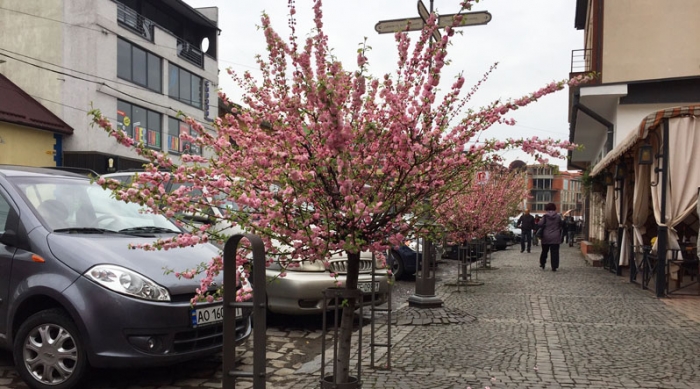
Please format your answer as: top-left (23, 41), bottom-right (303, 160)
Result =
top-left (538, 203), bottom-right (564, 271)
top-left (517, 209), bottom-right (536, 253)
top-left (565, 216), bottom-right (577, 247)
top-left (533, 215), bottom-right (541, 246)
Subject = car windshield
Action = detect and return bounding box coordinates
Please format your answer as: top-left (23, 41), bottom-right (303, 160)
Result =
top-left (12, 176), bottom-right (180, 232)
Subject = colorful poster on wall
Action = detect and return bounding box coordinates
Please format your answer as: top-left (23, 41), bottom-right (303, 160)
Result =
top-left (179, 122), bottom-right (191, 154)
top-left (134, 125), bottom-right (146, 143)
top-left (147, 129), bottom-right (161, 148)
top-left (168, 135), bottom-right (179, 152)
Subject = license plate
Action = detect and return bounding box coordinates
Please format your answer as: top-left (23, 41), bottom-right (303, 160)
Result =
top-left (358, 282), bottom-right (380, 294)
top-left (190, 305), bottom-right (241, 327)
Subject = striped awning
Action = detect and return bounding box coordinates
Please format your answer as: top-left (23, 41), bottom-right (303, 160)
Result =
top-left (590, 105), bottom-right (700, 176)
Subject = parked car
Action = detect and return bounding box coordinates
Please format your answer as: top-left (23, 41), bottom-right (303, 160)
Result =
top-left (508, 217), bottom-right (522, 242)
top-left (0, 166), bottom-right (252, 389)
top-left (102, 171), bottom-right (390, 315)
top-left (388, 244), bottom-right (420, 280)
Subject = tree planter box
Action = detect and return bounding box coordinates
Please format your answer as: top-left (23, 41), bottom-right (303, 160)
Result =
top-left (581, 240), bottom-right (593, 255)
top-left (585, 253), bottom-right (603, 267)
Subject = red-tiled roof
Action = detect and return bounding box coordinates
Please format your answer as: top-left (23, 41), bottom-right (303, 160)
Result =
top-left (0, 73), bottom-right (73, 135)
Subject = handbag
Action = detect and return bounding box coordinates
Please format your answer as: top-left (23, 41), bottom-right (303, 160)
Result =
top-left (535, 218), bottom-right (545, 239)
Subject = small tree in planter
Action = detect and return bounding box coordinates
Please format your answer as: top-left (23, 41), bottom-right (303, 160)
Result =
top-left (90, 0), bottom-right (591, 384)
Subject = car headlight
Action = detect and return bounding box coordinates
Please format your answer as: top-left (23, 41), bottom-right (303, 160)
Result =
top-left (85, 265), bottom-right (171, 301)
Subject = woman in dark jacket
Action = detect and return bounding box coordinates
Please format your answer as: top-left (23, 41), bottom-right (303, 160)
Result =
top-left (537, 203), bottom-right (564, 271)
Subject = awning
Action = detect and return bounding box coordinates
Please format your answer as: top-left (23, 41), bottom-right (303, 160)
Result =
top-left (590, 105), bottom-right (700, 176)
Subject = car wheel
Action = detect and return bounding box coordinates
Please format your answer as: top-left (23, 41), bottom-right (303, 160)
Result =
top-left (390, 251), bottom-right (405, 280)
top-left (13, 309), bottom-right (88, 389)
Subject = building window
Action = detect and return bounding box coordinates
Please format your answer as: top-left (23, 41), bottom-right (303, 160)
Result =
top-left (117, 38), bottom-right (162, 92)
top-left (168, 64), bottom-right (202, 109)
top-left (535, 192), bottom-right (551, 202)
top-left (117, 100), bottom-right (162, 149)
top-left (167, 117), bottom-right (201, 155)
top-left (533, 178), bottom-right (552, 190)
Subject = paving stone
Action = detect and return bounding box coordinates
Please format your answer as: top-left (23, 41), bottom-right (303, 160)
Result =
top-left (3, 244), bottom-right (700, 388)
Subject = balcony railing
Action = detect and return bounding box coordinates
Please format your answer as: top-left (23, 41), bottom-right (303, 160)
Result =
top-left (176, 38), bottom-right (204, 68)
top-left (570, 48), bottom-right (591, 73)
top-left (117, 2), bottom-right (154, 41)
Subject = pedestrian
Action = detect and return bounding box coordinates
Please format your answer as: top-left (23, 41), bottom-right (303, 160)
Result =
top-left (565, 216), bottom-right (577, 247)
top-left (516, 209), bottom-right (535, 253)
top-left (532, 215), bottom-right (541, 246)
top-left (537, 203), bottom-right (564, 271)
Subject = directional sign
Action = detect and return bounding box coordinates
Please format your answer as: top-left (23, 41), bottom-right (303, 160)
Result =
top-left (374, 17), bottom-right (424, 34)
top-left (438, 11), bottom-right (491, 28)
top-left (375, 10), bottom-right (492, 35)
top-left (417, 0), bottom-right (442, 42)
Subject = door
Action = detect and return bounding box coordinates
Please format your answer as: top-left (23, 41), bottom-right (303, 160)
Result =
top-left (0, 187), bottom-right (17, 336)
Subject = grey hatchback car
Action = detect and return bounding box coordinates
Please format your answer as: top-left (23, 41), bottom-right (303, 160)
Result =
top-left (0, 166), bottom-right (251, 389)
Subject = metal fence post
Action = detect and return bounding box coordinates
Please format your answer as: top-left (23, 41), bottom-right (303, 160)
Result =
top-left (223, 234), bottom-right (267, 389)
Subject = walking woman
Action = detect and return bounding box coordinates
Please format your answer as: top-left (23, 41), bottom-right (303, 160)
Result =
top-left (537, 203), bottom-right (564, 271)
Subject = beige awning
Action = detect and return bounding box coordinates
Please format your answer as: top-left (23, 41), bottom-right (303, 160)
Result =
top-left (590, 105), bottom-right (700, 177)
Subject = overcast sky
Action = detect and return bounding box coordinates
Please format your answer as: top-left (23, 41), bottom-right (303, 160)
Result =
top-left (184, 0), bottom-right (583, 169)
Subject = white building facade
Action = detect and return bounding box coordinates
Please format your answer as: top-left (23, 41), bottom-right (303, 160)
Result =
top-left (0, 0), bottom-right (219, 173)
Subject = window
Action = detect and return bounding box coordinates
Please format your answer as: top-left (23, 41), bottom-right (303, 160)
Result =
top-left (117, 38), bottom-right (162, 92)
top-left (168, 63), bottom-right (202, 108)
top-left (535, 192), bottom-right (551, 202)
top-left (0, 193), bottom-right (10, 234)
top-left (533, 178), bottom-right (552, 190)
top-left (117, 100), bottom-right (162, 149)
top-left (168, 117), bottom-right (201, 155)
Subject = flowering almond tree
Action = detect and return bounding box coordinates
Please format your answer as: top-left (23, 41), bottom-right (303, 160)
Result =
top-left (90, 0), bottom-right (591, 382)
top-left (434, 168), bottom-right (528, 244)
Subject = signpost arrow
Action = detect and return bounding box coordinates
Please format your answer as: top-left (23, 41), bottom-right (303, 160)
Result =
top-left (375, 9), bottom-right (492, 37)
top-left (374, 17), bottom-right (425, 34)
top-left (438, 11), bottom-right (491, 28)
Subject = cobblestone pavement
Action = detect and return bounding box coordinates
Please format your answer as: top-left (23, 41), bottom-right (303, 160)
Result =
top-left (3, 243), bottom-right (700, 388)
top-left (286, 244), bottom-right (700, 389)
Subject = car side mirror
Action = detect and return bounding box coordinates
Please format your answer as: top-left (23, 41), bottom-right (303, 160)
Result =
top-left (0, 229), bottom-right (17, 247)
top-left (0, 206), bottom-right (21, 247)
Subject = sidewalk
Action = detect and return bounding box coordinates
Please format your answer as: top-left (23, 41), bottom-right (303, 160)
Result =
top-left (283, 243), bottom-right (700, 389)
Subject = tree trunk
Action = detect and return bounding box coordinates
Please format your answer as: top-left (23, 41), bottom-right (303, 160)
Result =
top-left (335, 250), bottom-right (360, 383)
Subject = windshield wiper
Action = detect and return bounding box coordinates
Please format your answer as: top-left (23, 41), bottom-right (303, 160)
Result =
top-left (118, 226), bottom-right (181, 234)
top-left (53, 227), bottom-right (119, 234)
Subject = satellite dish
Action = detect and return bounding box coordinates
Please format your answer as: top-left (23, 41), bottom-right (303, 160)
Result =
top-left (200, 37), bottom-right (210, 53)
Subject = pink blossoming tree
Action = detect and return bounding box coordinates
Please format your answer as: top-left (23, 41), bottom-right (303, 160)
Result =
top-left (89, 0), bottom-right (591, 382)
top-left (434, 168), bottom-right (528, 244)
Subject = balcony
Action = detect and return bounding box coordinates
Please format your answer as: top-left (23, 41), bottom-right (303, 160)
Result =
top-left (117, 2), bottom-right (154, 41)
top-left (176, 38), bottom-right (204, 68)
top-left (116, 2), bottom-right (208, 69)
top-left (570, 48), bottom-right (592, 74)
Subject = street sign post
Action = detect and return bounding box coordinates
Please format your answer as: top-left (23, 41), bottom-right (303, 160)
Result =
top-left (375, 1), bottom-right (492, 41)
top-left (476, 171), bottom-right (490, 185)
top-left (417, 0), bottom-right (442, 42)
